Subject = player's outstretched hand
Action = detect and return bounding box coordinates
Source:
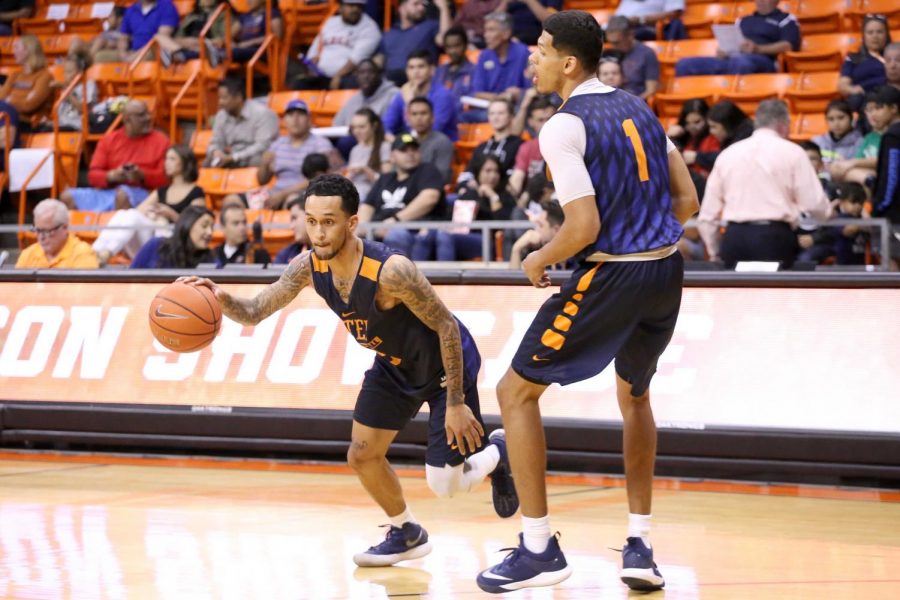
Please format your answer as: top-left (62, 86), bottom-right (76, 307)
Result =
top-left (445, 404), bottom-right (484, 455)
top-left (521, 253), bottom-right (551, 288)
top-left (176, 276), bottom-right (225, 301)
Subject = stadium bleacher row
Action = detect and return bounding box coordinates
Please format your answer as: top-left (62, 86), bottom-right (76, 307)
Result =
top-left (1, 0), bottom-right (894, 263)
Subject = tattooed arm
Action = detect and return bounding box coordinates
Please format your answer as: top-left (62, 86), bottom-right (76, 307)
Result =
top-left (380, 255), bottom-right (484, 453)
top-left (178, 252), bottom-right (312, 326)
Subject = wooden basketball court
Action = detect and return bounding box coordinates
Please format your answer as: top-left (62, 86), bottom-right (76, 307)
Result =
top-left (1, 451), bottom-right (898, 599)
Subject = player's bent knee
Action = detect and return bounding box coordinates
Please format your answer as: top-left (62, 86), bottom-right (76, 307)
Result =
top-left (346, 441), bottom-right (383, 470)
top-left (425, 464), bottom-right (464, 498)
top-left (496, 369), bottom-right (540, 411)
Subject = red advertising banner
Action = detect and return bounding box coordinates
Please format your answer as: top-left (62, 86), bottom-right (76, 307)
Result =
top-left (1, 282), bottom-right (898, 433)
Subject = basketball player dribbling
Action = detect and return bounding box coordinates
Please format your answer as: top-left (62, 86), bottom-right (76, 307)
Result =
top-left (180, 174), bottom-right (519, 567)
top-left (476, 10), bottom-right (700, 594)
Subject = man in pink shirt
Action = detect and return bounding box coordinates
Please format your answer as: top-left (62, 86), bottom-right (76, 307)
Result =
top-left (698, 99), bottom-right (832, 269)
top-left (60, 100), bottom-right (170, 211)
top-left (508, 96), bottom-right (555, 199)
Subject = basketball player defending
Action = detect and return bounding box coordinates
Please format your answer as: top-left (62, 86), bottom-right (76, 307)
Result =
top-left (475, 10), bottom-right (700, 594)
top-left (180, 174), bottom-right (518, 567)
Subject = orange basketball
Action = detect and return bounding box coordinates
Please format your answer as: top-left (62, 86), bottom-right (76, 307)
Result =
top-left (148, 282), bottom-right (222, 352)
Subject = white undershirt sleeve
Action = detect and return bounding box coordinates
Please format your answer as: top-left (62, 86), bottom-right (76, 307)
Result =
top-left (538, 113), bottom-right (595, 207)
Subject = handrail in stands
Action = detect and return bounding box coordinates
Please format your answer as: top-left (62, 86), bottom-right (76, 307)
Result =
top-left (199, 1), bottom-right (233, 68)
top-left (17, 151), bottom-right (55, 249)
top-left (247, 33), bottom-right (279, 98)
top-left (128, 38), bottom-right (160, 98)
top-left (52, 72), bottom-right (88, 141)
top-left (169, 68), bottom-right (202, 142)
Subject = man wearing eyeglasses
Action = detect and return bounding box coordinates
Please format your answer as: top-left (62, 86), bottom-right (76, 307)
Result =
top-left (15, 199), bottom-right (99, 269)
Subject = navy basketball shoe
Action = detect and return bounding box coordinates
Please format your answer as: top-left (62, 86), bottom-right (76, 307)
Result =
top-left (620, 536), bottom-right (665, 590)
top-left (488, 429), bottom-right (519, 518)
top-left (476, 533), bottom-right (572, 593)
top-left (353, 522), bottom-right (432, 567)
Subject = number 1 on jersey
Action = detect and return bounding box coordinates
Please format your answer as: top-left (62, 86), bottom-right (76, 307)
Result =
top-left (622, 119), bottom-right (650, 182)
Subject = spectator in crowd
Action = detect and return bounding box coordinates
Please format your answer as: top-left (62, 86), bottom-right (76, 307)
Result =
top-left (0, 1), bottom-right (34, 37)
top-left (886, 43), bottom-right (900, 90)
top-left (92, 145), bottom-right (206, 265)
top-left (293, 0), bottom-right (382, 90)
top-left (698, 100), bottom-right (832, 269)
top-left (205, 78), bottom-right (280, 168)
top-left (465, 11), bottom-right (530, 122)
top-left (274, 195), bottom-right (311, 264)
top-left (870, 85), bottom-right (900, 265)
top-left (0, 35), bottom-right (53, 130)
top-left (676, 0), bottom-right (800, 76)
top-left (130, 205), bottom-right (215, 269)
top-left (0, 101), bottom-right (18, 159)
top-left (459, 99), bottom-right (522, 187)
top-left (615, 0), bottom-right (686, 41)
top-left (54, 49), bottom-right (98, 133)
top-left (502, 0), bottom-right (562, 46)
top-left (839, 15), bottom-right (891, 112)
top-left (231, 0), bottom-right (284, 63)
top-left (508, 197), bottom-right (565, 269)
top-left (705, 100), bottom-right (754, 162)
top-left (437, 154), bottom-right (516, 260)
top-left (434, 27), bottom-right (476, 113)
top-left (358, 133), bottom-right (446, 259)
top-left (508, 96), bottom-right (554, 197)
top-left (667, 98), bottom-right (721, 197)
top-left (812, 100), bottom-right (863, 169)
top-left (16, 199), bottom-right (99, 269)
top-left (831, 92), bottom-right (887, 185)
top-left (87, 6), bottom-right (126, 64)
top-left (598, 55), bottom-right (625, 89)
top-left (172, 0), bottom-right (229, 66)
top-left (800, 141), bottom-right (838, 199)
top-left (61, 100), bottom-right (170, 211)
top-left (345, 108), bottom-right (392, 199)
top-left (332, 60), bottom-right (400, 129)
top-left (452, 0), bottom-right (500, 48)
top-left (407, 96), bottom-right (455, 184)
top-left (250, 100), bottom-right (343, 209)
top-left (212, 203), bottom-right (271, 267)
top-left (119, 0), bottom-right (180, 63)
top-left (377, 0), bottom-right (448, 86)
top-left (382, 50), bottom-right (458, 141)
top-left (605, 17), bottom-right (659, 101)
top-left (798, 181), bottom-right (869, 266)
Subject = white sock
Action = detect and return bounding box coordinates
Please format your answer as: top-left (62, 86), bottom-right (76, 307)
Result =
top-left (521, 515), bottom-right (551, 554)
top-left (463, 443), bottom-right (500, 487)
top-left (628, 513), bottom-right (652, 548)
top-left (389, 506), bottom-right (416, 528)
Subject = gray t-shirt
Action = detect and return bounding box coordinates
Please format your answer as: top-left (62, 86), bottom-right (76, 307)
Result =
top-left (332, 80), bottom-right (400, 126)
top-left (622, 42), bottom-right (660, 97)
top-left (417, 131), bottom-right (455, 184)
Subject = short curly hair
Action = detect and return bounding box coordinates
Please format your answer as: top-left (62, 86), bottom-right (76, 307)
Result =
top-left (304, 174), bottom-right (360, 216)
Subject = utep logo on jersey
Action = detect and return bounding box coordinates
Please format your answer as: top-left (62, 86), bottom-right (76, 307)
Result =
top-left (343, 316), bottom-right (371, 343)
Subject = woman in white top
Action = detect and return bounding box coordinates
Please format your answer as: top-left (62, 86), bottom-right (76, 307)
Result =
top-left (344, 108), bottom-right (392, 199)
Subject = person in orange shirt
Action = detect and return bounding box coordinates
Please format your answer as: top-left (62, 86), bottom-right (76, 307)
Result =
top-left (0, 35), bottom-right (54, 130)
top-left (15, 199), bottom-right (99, 269)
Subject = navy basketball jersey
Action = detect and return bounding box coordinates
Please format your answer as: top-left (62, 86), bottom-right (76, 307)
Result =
top-left (556, 89), bottom-right (683, 256)
top-left (310, 240), bottom-right (479, 392)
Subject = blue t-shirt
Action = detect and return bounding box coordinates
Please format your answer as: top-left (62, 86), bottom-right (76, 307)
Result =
top-left (507, 0), bottom-right (563, 45)
top-left (236, 6), bottom-right (282, 42)
top-left (840, 53), bottom-right (887, 93)
top-left (434, 60), bottom-right (475, 111)
top-left (382, 83), bottom-right (459, 141)
top-left (471, 41), bottom-right (531, 95)
top-left (380, 20), bottom-right (440, 78)
top-left (121, 0), bottom-right (180, 51)
top-left (130, 237), bottom-right (165, 269)
top-left (622, 42), bottom-right (660, 96)
top-left (738, 8), bottom-right (801, 64)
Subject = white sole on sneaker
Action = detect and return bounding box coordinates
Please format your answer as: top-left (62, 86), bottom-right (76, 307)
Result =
top-left (492, 564), bottom-right (573, 592)
top-left (620, 567), bottom-right (665, 590)
top-left (352, 542), bottom-right (433, 567)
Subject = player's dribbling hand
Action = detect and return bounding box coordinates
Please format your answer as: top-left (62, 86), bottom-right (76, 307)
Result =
top-left (445, 404), bottom-right (484, 455)
top-left (522, 253), bottom-right (551, 288)
top-left (177, 276), bottom-right (224, 301)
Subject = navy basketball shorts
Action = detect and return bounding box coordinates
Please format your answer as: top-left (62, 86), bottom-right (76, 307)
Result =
top-left (512, 252), bottom-right (684, 396)
top-left (353, 352), bottom-right (486, 468)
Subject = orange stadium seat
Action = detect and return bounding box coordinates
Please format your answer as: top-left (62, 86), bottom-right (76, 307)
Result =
top-left (658, 38), bottom-right (720, 81)
top-left (316, 89), bottom-right (358, 127)
top-left (721, 73), bottom-right (796, 114)
top-left (564, 0), bottom-right (617, 9)
top-left (789, 112), bottom-right (827, 142)
top-left (281, 0), bottom-right (337, 64)
top-left (784, 72), bottom-right (841, 114)
top-left (846, 0), bottom-right (900, 31)
top-left (682, 3), bottom-right (738, 39)
top-left (197, 168), bottom-right (228, 208)
top-left (655, 75), bottom-right (734, 118)
top-left (190, 129), bottom-right (214, 164)
top-left (783, 33), bottom-right (858, 72)
top-left (264, 209), bottom-right (295, 255)
top-left (268, 90), bottom-right (324, 116)
top-left (791, 0), bottom-right (848, 34)
top-left (22, 132), bottom-right (83, 193)
top-left (173, 0), bottom-right (195, 18)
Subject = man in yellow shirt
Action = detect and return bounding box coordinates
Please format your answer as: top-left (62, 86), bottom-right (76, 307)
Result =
top-left (16, 199), bottom-right (99, 269)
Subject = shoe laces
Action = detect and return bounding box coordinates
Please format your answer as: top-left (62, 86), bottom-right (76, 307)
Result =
top-left (367, 524), bottom-right (403, 550)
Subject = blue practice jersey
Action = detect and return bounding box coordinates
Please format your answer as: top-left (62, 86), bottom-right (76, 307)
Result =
top-left (556, 89), bottom-right (683, 256)
top-left (309, 240), bottom-right (480, 392)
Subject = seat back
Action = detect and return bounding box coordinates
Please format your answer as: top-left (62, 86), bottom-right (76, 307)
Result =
top-left (789, 112), bottom-right (828, 142)
top-left (190, 129), bottom-right (215, 164)
top-left (268, 90), bottom-right (325, 117)
top-left (785, 72), bottom-right (841, 113)
top-left (316, 89), bottom-right (359, 127)
top-left (722, 73), bottom-right (796, 113)
top-left (656, 75), bottom-right (734, 117)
